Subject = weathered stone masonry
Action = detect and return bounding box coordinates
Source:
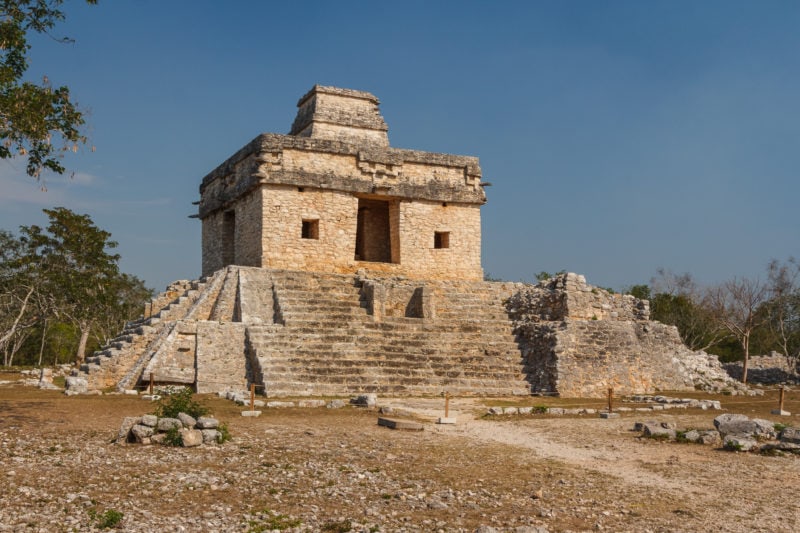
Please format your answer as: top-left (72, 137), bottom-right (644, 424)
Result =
top-left (68, 86), bottom-right (743, 398)
top-left (199, 85), bottom-right (484, 281)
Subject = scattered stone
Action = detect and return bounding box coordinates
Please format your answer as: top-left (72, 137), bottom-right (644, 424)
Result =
top-left (140, 414), bottom-right (158, 427)
top-left (723, 435), bottom-right (758, 452)
top-left (123, 389), bottom-right (139, 396)
top-left (64, 376), bottom-right (88, 394)
top-left (326, 399), bottom-right (346, 409)
top-left (297, 399), bottom-right (326, 408)
top-left (771, 409), bottom-right (792, 416)
top-left (266, 401), bottom-right (295, 408)
top-left (241, 410), bottom-right (261, 417)
top-left (599, 412), bottom-right (620, 419)
top-left (351, 393), bottom-right (377, 407)
top-left (437, 417), bottom-right (457, 425)
top-left (642, 423), bottom-right (676, 440)
top-left (780, 427), bottom-right (800, 444)
top-left (377, 417), bottom-right (424, 431)
top-left (714, 413), bottom-right (757, 437)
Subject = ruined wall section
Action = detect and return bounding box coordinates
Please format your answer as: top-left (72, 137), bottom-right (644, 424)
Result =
top-left (507, 273), bottom-right (649, 323)
top-left (509, 273), bottom-right (743, 397)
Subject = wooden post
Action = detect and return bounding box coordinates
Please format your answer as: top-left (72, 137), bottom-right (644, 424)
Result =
top-left (607, 387), bottom-right (613, 413)
top-left (149, 372), bottom-right (154, 395)
top-left (445, 391), bottom-right (450, 418)
top-left (250, 383), bottom-right (255, 411)
top-left (779, 386), bottom-right (786, 412)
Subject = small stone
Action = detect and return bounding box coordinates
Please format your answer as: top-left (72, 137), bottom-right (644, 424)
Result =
top-left (140, 414), bottom-right (158, 427)
top-left (326, 399), bottom-right (346, 409)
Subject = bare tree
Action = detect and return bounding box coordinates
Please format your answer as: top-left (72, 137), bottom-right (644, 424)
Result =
top-left (707, 277), bottom-right (768, 384)
top-left (649, 269), bottom-right (728, 352)
top-left (766, 257), bottom-right (800, 370)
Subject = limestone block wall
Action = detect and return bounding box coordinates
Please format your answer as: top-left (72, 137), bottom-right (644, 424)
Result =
top-left (260, 185), bottom-right (358, 272)
top-left (545, 320), bottom-right (692, 397)
top-left (195, 322), bottom-right (247, 393)
top-left (397, 200), bottom-right (482, 281)
top-left (201, 189), bottom-right (262, 276)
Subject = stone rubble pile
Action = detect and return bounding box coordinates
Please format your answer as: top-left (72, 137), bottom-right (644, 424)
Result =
top-left (723, 352), bottom-right (800, 385)
top-left (635, 414), bottom-right (800, 455)
top-left (487, 396), bottom-right (723, 417)
top-left (625, 395), bottom-right (722, 410)
top-left (670, 351), bottom-right (755, 394)
top-left (217, 389), bottom-right (349, 409)
top-left (116, 413), bottom-right (223, 447)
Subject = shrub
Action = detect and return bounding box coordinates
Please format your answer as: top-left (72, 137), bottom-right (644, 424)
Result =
top-left (322, 520), bottom-right (353, 533)
top-left (163, 426), bottom-right (182, 447)
top-left (217, 423), bottom-right (232, 444)
top-left (88, 509), bottom-right (124, 529)
top-left (153, 387), bottom-right (208, 419)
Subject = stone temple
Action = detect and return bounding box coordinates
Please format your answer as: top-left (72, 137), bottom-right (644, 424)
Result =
top-left (69, 86), bottom-right (739, 397)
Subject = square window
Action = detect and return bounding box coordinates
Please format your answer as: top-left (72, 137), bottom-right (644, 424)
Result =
top-left (302, 219), bottom-right (319, 240)
top-left (434, 231), bottom-right (450, 249)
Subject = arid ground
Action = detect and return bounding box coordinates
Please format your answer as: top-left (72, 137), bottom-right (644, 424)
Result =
top-left (1, 372), bottom-right (798, 532)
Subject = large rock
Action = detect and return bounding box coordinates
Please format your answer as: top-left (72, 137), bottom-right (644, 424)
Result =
top-left (723, 434), bottom-right (758, 452)
top-left (157, 417), bottom-right (182, 431)
top-left (195, 416), bottom-right (219, 429)
top-left (351, 393), bottom-right (377, 407)
top-left (64, 376), bottom-right (88, 394)
top-left (642, 423), bottom-right (676, 440)
top-left (180, 429), bottom-right (203, 447)
top-left (779, 427), bottom-right (800, 444)
top-left (117, 416), bottom-right (141, 443)
top-left (714, 414), bottom-right (757, 437)
top-left (130, 424), bottom-right (154, 443)
top-left (177, 412), bottom-right (197, 428)
top-left (201, 429), bottom-right (220, 444)
top-left (751, 418), bottom-right (777, 439)
top-left (140, 414), bottom-right (158, 427)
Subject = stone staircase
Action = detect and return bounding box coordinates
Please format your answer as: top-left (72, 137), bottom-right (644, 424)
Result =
top-left (247, 270), bottom-right (532, 396)
top-left (76, 268), bottom-right (230, 390)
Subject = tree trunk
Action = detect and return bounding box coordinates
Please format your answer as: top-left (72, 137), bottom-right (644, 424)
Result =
top-left (741, 334), bottom-right (750, 385)
top-left (38, 319), bottom-right (48, 367)
top-left (0, 285), bottom-right (35, 353)
top-left (76, 325), bottom-right (90, 365)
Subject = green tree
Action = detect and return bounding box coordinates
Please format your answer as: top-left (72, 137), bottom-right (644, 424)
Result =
top-left (1, 0), bottom-right (97, 179)
top-left (20, 207), bottom-right (122, 363)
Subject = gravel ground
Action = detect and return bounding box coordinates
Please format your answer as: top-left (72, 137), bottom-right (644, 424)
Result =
top-left (1, 377), bottom-right (799, 532)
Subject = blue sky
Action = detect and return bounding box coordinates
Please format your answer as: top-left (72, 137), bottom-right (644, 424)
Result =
top-left (0, 1), bottom-right (797, 292)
